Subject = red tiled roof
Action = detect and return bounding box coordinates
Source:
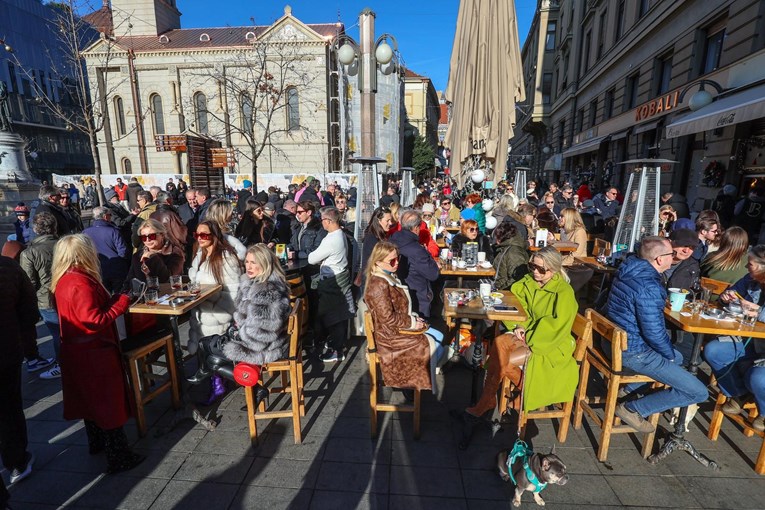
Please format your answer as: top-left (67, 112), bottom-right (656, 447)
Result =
top-left (404, 68), bottom-right (428, 80)
top-left (82, 6), bottom-right (113, 35)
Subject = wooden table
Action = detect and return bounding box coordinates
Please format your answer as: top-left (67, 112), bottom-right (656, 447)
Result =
top-left (575, 256), bottom-right (617, 301)
top-left (530, 241), bottom-right (579, 253)
top-left (441, 265), bottom-right (496, 287)
top-left (444, 225), bottom-right (461, 234)
top-left (443, 288), bottom-right (527, 403)
top-left (650, 306), bottom-right (765, 470)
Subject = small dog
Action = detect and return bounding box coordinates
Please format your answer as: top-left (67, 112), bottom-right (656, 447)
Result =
top-left (497, 445), bottom-right (569, 507)
top-left (667, 403), bottom-right (699, 432)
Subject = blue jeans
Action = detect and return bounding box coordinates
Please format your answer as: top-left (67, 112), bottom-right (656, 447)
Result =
top-left (425, 327), bottom-right (445, 362)
top-left (39, 308), bottom-right (60, 360)
top-left (621, 347), bottom-right (708, 418)
top-left (704, 338), bottom-right (765, 416)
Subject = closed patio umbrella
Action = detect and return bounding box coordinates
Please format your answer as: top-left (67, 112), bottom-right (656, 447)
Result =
top-left (444, 0), bottom-right (525, 188)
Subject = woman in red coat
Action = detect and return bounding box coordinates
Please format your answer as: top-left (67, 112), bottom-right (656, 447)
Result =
top-left (51, 234), bottom-right (144, 474)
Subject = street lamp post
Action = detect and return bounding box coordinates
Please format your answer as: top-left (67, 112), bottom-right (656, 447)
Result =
top-left (334, 9), bottom-right (400, 241)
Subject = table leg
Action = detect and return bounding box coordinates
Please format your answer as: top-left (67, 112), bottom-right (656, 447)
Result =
top-left (647, 332), bottom-right (719, 470)
top-left (457, 277), bottom-right (463, 288)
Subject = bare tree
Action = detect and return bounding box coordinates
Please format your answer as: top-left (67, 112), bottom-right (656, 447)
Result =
top-left (11, 0), bottom-right (130, 205)
top-left (184, 40), bottom-right (324, 192)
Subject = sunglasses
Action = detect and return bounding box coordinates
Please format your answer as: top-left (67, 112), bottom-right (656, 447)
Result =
top-left (528, 262), bottom-right (550, 274)
top-left (140, 233), bottom-right (159, 242)
top-left (441, 202), bottom-right (450, 205)
top-left (423, 214), bottom-right (433, 218)
top-left (194, 232), bottom-right (213, 240)
top-left (383, 256), bottom-right (399, 266)
top-left (467, 227), bottom-right (478, 232)
top-left (545, 201), bottom-right (555, 204)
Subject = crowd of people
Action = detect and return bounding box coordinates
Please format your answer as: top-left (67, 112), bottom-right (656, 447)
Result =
top-left (3, 171), bottom-right (765, 508)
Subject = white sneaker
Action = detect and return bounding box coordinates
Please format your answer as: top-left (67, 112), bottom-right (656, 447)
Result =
top-left (40, 364), bottom-right (61, 379)
top-left (10, 452), bottom-right (34, 484)
top-left (26, 357), bottom-right (55, 372)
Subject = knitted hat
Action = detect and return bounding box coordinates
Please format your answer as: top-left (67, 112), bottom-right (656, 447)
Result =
top-left (422, 203), bottom-right (435, 214)
top-left (14, 203), bottom-right (30, 216)
top-left (242, 179), bottom-right (253, 189)
top-left (264, 202), bottom-right (275, 212)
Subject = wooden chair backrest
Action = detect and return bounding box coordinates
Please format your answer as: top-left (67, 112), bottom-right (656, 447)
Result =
top-left (701, 276), bottom-right (728, 296)
top-left (287, 298), bottom-right (302, 359)
top-left (586, 308), bottom-right (627, 373)
top-left (593, 238), bottom-right (612, 257)
top-left (363, 311), bottom-right (376, 352)
top-left (287, 275), bottom-right (309, 330)
top-left (571, 313), bottom-right (593, 362)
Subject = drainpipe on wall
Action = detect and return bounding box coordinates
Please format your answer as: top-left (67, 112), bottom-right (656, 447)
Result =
top-left (128, 50), bottom-right (148, 173)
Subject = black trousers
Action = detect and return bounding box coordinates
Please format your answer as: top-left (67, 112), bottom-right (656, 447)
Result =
top-left (0, 363), bottom-right (28, 489)
top-left (317, 319), bottom-right (348, 353)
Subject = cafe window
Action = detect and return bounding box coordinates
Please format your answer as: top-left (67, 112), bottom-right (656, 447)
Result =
top-left (286, 87), bottom-right (300, 131)
top-left (542, 73), bottom-right (553, 104)
top-left (241, 93), bottom-right (253, 133)
top-left (625, 73), bottom-right (639, 110)
top-left (561, 52), bottom-right (569, 90)
top-left (150, 94), bottom-right (165, 135)
top-left (576, 108), bottom-right (584, 133)
top-left (114, 96), bottom-right (126, 136)
top-left (122, 158), bottom-right (132, 174)
top-left (597, 10), bottom-right (607, 60)
top-left (194, 92), bottom-right (208, 135)
top-left (655, 53), bottom-right (673, 95)
top-left (582, 30), bottom-right (592, 73)
top-left (701, 28), bottom-right (725, 75)
top-left (615, 0), bottom-right (626, 42)
top-left (545, 21), bottom-right (556, 51)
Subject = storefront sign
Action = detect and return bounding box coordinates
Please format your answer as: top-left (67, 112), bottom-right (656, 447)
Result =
top-left (634, 91), bottom-right (679, 122)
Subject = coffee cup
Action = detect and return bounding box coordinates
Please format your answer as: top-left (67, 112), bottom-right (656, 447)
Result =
top-left (479, 283), bottom-right (492, 298)
top-left (440, 248), bottom-right (449, 260)
top-left (457, 260), bottom-right (467, 269)
top-left (477, 251), bottom-right (486, 263)
top-left (668, 288), bottom-right (689, 312)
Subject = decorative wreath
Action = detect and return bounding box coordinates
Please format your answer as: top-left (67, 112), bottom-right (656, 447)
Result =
top-left (703, 160), bottom-right (725, 187)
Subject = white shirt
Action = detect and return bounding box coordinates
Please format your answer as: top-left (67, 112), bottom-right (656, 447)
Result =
top-left (308, 229), bottom-right (347, 278)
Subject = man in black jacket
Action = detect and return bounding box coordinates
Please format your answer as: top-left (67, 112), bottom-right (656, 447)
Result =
top-left (665, 228), bottom-right (700, 290)
top-left (0, 257), bottom-right (40, 505)
top-left (32, 185), bottom-right (71, 238)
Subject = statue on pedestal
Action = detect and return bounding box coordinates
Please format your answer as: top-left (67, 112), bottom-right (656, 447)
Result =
top-left (0, 82), bottom-right (12, 133)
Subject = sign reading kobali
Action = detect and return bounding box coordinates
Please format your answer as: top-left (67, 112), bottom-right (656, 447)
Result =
top-left (634, 90), bottom-right (680, 122)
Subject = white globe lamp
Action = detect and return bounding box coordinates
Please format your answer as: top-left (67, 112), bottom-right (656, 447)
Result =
top-left (481, 199), bottom-right (494, 212)
top-left (471, 169), bottom-right (485, 183)
top-left (375, 42), bottom-right (393, 65)
top-left (337, 43), bottom-right (356, 66)
top-left (485, 215), bottom-right (498, 230)
top-left (688, 89), bottom-right (713, 111)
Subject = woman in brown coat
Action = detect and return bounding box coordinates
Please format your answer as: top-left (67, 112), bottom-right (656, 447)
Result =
top-left (364, 241), bottom-right (445, 393)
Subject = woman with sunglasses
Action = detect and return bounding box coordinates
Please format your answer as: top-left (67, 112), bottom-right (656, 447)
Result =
top-left (365, 242), bottom-right (445, 396)
top-left (461, 247), bottom-right (578, 436)
top-left (188, 220), bottom-right (243, 405)
top-left (658, 205), bottom-right (677, 237)
top-left (125, 218), bottom-right (184, 285)
top-left (436, 195), bottom-right (460, 225)
top-left (206, 198), bottom-right (247, 260)
top-left (450, 219), bottom-right (493, 263)
top-left (460, 193), bottom-right (486, 234)
top-left (360, 206), bottom-right (395, 284)
top-left (51, 235), bottom-right (145, 474)
top-left (58, 187), bottom-right (84, 233)
top-left (235, 198), bottom-right (275, 247)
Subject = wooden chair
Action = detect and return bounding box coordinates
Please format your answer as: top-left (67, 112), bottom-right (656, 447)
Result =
top-left (701, 276), bottom-right (729, 297)
top-left (499, 313), bottom-right (592, 443)
top-left (245, 299), bottom-right (305, 444)
top-left (592, 238), bottom-right (611, 257)
top-left (287, 274), bottom-right (310, 339)
top-left (364, 311), bottom-right (421, 439)
top-left (122, 331), bottom-right (181, 437)
top-left (573, 309), bottom-right (661, 461)
top-left (708, 391), bottom-right (765, 474)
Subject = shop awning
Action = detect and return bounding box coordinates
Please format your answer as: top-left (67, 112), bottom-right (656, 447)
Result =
top-left (610, 129), bottom-right (630, 141)
top-left (665, 83), bottom-right (765, 138)
top-left (561, 135), bottom-right (610, 158)
top-left (634, 120), bottom-right (660, 135)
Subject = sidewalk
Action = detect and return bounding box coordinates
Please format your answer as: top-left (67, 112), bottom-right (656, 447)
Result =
top-left (3, 324), bottom-right (765, 509)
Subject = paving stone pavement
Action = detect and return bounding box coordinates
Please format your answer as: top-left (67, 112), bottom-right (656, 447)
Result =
top-left (3, 324), bottom-right (765, 509)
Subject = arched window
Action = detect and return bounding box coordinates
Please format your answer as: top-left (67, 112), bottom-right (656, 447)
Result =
top-left (150, 94), bottom-right (165, 135)
top-left (286, 87), bottom-right (299, 130)
top-left (122, 158), bottom-right (132, 174)
top-left (194, 92), bottom-right (208, 134)
top-left (241, 93), bottom-right (253, 134)
top-left (114, 96), bottom-right (126, 135)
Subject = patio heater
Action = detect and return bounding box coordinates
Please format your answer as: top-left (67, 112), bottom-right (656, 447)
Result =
top-left (399, 166), bottom-right (415, 207)
top-left (611, 159), bottom-right (676, 255)
top-left (514, 166), bottom-right (530, 201)
top-left (350, 156), bottom-right (386, 242)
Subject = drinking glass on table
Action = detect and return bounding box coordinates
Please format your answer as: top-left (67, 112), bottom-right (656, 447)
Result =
top-left (144, 289), bottom-right (159, 306)
top-left (146, 276), bottom-right (159, 290)
top-left (169, 275), bottom-right (183, 291)
top-left (189, 281), bottom-right (201, 296)
top-left (741, 302), bottom-right (761, 327)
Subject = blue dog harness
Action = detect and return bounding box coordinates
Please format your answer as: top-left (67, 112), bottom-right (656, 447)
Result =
top-left (506, 440), bottom-right (547, 493)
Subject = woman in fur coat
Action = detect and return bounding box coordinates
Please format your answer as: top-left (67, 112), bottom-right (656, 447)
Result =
top-left (188, 220), bottom-right (242, 405)
top-left (188, 244), bottom-right (291, 409)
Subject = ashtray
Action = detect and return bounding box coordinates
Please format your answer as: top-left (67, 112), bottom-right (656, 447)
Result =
top-left (705, 308), bottom-right (726, 320)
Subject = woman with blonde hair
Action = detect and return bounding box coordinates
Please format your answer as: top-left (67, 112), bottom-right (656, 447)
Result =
top-left (461, 247), bottom-right (578, 443)
top-left (125, 218), bottom-right (184, 285)
top-left (658, 205), bottom-right (677, 236)
top-left (364, 241), bottom-right (445, 396)
top-left (559, 207), bottom-right (588, 265)
top-left (206, 198), bottom-right (247, 260)
top-left (701, 226), bottom-right (749, 284)
top-left (51, 234), bottom-right (144, 474)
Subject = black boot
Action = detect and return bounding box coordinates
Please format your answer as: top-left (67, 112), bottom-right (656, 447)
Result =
top-left (254, 384), bottom-right (270, 409)
top-left (84, 420), bottom-right (104, 455)
top-left (103, 427), bottom-right (145, 474)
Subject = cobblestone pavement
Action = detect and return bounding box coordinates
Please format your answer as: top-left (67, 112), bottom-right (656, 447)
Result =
top-left (3, 325), bottom-right (765, 509)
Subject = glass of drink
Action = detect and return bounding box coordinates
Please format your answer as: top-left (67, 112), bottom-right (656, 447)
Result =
top-left (144, 290), bottom-right (159, 306)
top-left (170, 275), bottom-right (183, 291)
top-left (189, 281), bottom-right (201, 296)
top-left (741, 303), bottom-right (761, 327)
top-left (146, 276), bottom-right (159, 290)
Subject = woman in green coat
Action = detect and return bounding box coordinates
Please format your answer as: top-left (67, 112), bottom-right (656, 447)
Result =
top-left (464, 246), bottom-right (578, 422)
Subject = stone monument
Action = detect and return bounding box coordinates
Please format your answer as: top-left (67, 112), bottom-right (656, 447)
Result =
top-left (0, 81), bottom-right (40, 230)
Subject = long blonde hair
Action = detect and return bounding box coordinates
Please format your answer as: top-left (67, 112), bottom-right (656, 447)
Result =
top-left (531, 246), bottom-right (569, 283)
top-left (245, 244), bottom-right (285, 284)
top-left (206, 198), bottom-right (234, 234)
top-left (50, 234), bottom-right (103, 293)
top-left (560, 207), bottom-right (586, 234)
top-left (703, 226), bottom-right (749, 272)
top-left (364, 241), bottom-right (399, 292)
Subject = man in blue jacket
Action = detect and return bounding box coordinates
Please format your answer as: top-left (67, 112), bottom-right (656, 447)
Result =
top-left (83, 206), bottom-right (130, 293)
top-left (605, 236), bottom-right (708, 433)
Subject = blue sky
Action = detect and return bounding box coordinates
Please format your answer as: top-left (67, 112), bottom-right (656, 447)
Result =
top-left (176, 1), bottom-right (535, 92)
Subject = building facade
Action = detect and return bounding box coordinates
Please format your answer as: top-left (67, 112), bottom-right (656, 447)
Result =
top-left (511, 0), bottom-right (765, 213)
top-left (403, 69), bottom-right (440, 149)
top-left (0, 0), bottom-right (94, 181)
top-left (81, 1), bottom-right (404, 185)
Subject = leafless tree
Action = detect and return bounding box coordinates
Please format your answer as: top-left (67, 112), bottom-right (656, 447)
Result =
top-left (11, 0), bottom-right (131, 205)
top-left (184, 40), bottom-right (324, 192)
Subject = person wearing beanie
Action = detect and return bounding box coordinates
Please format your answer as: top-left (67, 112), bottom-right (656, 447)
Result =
top-left (13, 203), bottom-right (33, 245)
top-left (665, 228), bottom-right (700, 291)
top-left (236, 180), bottom-right (253, 217)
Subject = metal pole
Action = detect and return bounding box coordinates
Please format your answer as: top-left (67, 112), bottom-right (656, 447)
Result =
top-left (359, 9), bottom-right (376, 158)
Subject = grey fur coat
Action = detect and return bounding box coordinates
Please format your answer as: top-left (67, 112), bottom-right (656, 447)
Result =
top-left (223, 272), bottom-right (291, 365)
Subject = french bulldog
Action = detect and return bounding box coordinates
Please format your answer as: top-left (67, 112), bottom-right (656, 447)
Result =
top-left (497, 446), bottom-right (569, 507)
